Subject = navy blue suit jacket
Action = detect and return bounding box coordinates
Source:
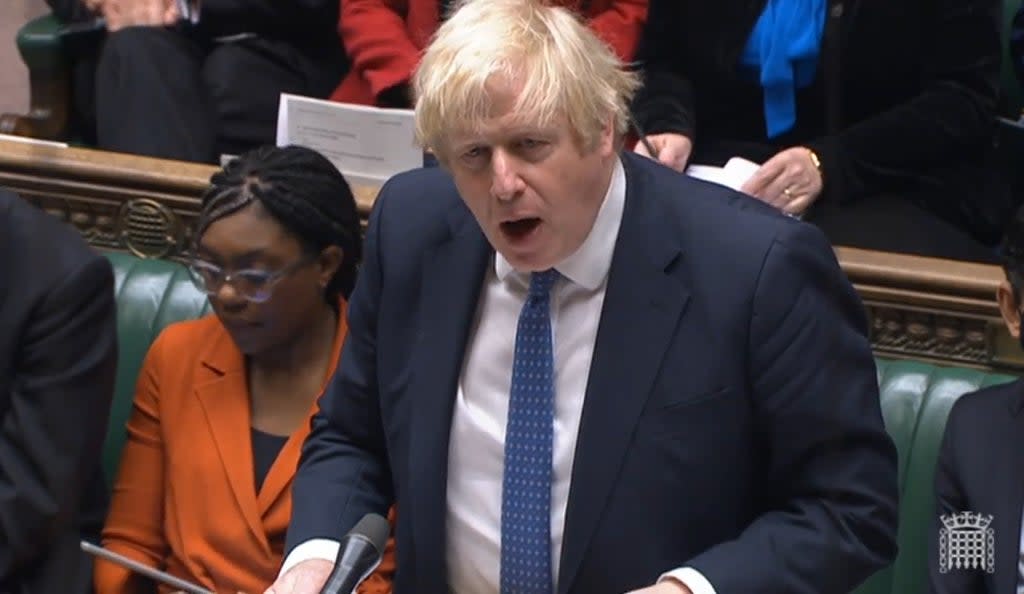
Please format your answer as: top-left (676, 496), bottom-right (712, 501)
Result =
top-left (929, 378), bottom-right (1024, 594)
top-left (288, 153), bottom-right (899, 594)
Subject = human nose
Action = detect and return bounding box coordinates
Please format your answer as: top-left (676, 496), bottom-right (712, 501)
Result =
top-left (212, 274), bottom-right (247, 307)
top-left (490, 149), bottom-right (525, 201)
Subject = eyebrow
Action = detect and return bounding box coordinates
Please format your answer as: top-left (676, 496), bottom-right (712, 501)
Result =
top-left (195, 245), bottom-right (269, 265)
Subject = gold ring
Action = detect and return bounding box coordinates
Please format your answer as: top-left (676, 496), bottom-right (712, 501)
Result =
top-left (783, 187), bottom-right (793, 197)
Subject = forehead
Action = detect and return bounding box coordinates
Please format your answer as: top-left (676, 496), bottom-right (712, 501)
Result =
top-left (451, 73), bottom-right (561, 136)
top-left (198, 202), bottom-right (298, 259)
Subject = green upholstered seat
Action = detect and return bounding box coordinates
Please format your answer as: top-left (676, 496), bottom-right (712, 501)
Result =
top-left (103, 251), bottom-right (210, 486)
top-left (15, 14), bottom-right (64, 73)
top-left (852, 360), bottom-right (1017, 594)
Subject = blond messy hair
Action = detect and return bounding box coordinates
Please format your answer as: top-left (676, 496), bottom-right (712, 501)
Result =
top-left (413, 0), bottom-right (640, 159)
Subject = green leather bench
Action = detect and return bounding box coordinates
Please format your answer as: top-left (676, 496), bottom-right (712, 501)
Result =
top-left (856, 360), bottom-right (1016, 594)
top-left (101, 250), bottom-right (1018, 594)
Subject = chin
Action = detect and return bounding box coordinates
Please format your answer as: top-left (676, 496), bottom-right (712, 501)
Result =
top-left (500, 252), bottom-right (556, 272)
top-left (225, 331), bottom-right (266, 357)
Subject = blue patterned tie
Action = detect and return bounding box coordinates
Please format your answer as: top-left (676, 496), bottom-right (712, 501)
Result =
top-left (500, 269), bottom-right (559, 594)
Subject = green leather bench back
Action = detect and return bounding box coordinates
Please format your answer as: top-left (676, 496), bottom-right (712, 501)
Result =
top-left (101, 251), bottom-right (1020, 594)
top-left (104, 252), bottom-right (210, 485)
top-left (852, 360), bottom-right (1018, 594)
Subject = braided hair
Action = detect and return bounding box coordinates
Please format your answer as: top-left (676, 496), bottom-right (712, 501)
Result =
top-left (195, 145), bottom-right (362, 300)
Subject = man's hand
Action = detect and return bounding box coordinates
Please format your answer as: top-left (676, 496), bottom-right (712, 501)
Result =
top-left (634, 133), bottom-right (693, 172)
top-left (739, 147), bottom-right (824, 216)
top-left (101, 0), bottom-right (179, 32)
top-left (626, 578), bottom-right (693, 594)
top-left (264, 559), bottom-right (334, 594)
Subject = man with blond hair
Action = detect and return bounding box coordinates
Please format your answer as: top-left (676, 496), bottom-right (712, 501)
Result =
top-left (268, 1), bottom-right (898, 593)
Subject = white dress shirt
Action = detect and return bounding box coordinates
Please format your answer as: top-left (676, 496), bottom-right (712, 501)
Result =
top-left (282, 158), bottom-right (714, 594)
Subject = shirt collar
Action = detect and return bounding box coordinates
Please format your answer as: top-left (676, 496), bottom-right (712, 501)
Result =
top-left (495, 157), bottom-right (626, 291)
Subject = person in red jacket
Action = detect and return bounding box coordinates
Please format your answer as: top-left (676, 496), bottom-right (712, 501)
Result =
top-left (331, 0), bottom-right (647, 107)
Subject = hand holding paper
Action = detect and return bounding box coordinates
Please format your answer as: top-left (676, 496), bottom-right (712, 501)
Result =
top-left (740, 147), bottom-right (823, 216)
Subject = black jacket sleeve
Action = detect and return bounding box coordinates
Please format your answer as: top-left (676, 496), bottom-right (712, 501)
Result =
top-left (0, 255), bottom-right (117, 579)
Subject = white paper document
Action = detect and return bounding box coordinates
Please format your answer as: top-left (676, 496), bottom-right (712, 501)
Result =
top-left (685, 157), bottom-right (761, 191)
top-left (276, 93), bottom-right (421, 186)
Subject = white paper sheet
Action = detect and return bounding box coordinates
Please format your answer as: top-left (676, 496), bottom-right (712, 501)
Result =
top-left (276, 93), bottom-right (421, 186)
top-left (685, 157), bottom-right (761, 191)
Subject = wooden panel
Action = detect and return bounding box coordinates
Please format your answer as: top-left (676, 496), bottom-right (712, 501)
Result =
top-left (0, 139), bottom-right (378, 257)
top-left (836, 247), bottom-right (1019, 371)
top-left (0, 138), bottom-right (1018, 371)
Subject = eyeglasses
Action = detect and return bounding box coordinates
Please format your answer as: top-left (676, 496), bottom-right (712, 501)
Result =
top-left (188, 254), bottom-right (316, 303)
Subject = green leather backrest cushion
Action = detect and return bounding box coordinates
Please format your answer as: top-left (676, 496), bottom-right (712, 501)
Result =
top-left (852, 360), bottom-right (1018, 594)
top-left (104, 252), bottom-right (210, 485)
top-left (14, 14), bottom-right (63, 71)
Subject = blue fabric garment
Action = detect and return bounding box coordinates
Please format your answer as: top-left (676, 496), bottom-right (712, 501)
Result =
top-left (739, 0), bottom-right (827, 138)
top-left (500, 269), bottom-right (559, 594)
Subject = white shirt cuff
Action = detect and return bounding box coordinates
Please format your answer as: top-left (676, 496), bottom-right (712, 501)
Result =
top-left (659, 566), bottom-right (717, 594)
top-left (279, 538), bottom-right (341, 577)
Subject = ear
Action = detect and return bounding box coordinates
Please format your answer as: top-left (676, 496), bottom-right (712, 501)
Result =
top-left (997, 280), bottom-right (1021, 338)
top-left (317, 245), bottom-right (344, 291)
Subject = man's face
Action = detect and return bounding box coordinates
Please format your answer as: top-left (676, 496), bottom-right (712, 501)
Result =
top-left (443, 79), bottom-right (616, 271)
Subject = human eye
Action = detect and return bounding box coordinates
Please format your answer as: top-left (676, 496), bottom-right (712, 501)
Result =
top-left (516, 137), bottom-right (549, 156)
top-left (236, 269), bottom-right (273, 290)
top-left (191, 261), bottom-right (221, 281)
top-left (460, 146), bottom-right (489, 166)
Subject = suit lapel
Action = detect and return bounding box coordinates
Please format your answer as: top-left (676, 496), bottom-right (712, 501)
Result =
top-left (558, 159), bottom-right (689, 594)
top-left (993, 387), bottom-right (1024, 593)
top-left (408, 205), bottom-right (491, 592)
top-left (193, 332), bottom-right (268, 553)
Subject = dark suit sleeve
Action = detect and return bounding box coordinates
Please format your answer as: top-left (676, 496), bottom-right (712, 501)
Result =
top-left (804, 0), bottom-right (1000, 203)
top-left (0, 255), bottom-right (116, 579)
top-left (927, 402), bottom-right (984, 594)
top-left (685, 222), bottom-right (899, 593)
top-left (631, 0), bottom-right (696, 139)
top-left (286, 184), bottom-right (394, 551)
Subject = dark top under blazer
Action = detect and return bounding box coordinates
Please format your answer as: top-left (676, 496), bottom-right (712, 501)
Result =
top-left (287, 152), bottom-right (899, 594)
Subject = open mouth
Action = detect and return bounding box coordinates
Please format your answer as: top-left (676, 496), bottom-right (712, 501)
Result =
top-left (500, 217), bottom-right (542, 240)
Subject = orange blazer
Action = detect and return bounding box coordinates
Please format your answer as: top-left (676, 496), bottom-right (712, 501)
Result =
top-left (331, 0), bottom-right (648, 105)
top-left (94, 304), bottom-right (395, 594)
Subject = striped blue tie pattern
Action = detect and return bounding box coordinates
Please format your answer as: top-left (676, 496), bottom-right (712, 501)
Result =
top-left (500, 269), bottom-right (559, 594)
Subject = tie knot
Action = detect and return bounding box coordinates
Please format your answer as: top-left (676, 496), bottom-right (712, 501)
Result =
top-left (528, 269), bottom-right (559, 298)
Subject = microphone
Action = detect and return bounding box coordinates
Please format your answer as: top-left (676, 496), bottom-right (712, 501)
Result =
top-left (318, 513), bottom-right (391, 594)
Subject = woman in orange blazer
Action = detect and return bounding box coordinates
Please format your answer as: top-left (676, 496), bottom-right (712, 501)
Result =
top-left (331, 0), bottom-right (648, 107)
top-left (94, 145), bottom-right (393, 594)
